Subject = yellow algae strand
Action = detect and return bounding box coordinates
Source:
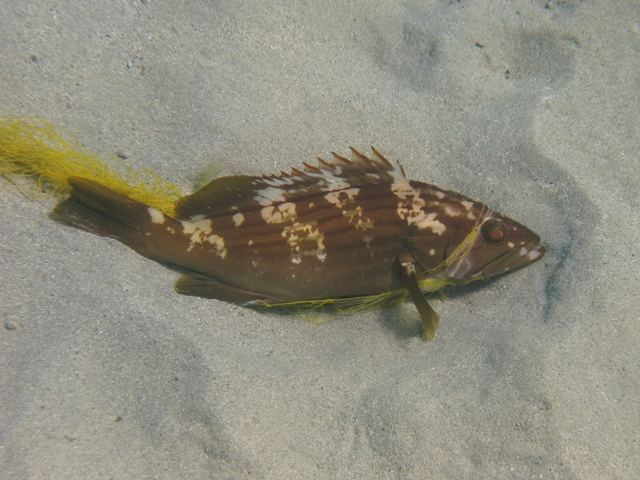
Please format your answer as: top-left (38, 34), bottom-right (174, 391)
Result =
top-left (0, 114), bottom-right (183, 216)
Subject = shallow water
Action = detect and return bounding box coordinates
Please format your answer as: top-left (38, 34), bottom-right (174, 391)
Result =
top-left (1, 1), bottom-right (639, 478)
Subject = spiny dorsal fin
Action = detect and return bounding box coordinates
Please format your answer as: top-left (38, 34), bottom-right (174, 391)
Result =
top-left (175, 147), bottom-right (406, 220)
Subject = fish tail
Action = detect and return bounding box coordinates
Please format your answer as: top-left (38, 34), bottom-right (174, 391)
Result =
top-left (0, 113), bottom-right (183, 216)
top-left (54, 176), bottom-right (203, 271)
top-left (53, 177), bottom-right (158, 255)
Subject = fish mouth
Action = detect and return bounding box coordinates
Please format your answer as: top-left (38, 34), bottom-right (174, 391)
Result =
top-left (482, 239), bottom-right (546, 277)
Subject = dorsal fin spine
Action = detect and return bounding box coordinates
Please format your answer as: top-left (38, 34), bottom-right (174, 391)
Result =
top-left (317, 157), bottom-right (333, 168)
top-left (371, 146), bottom-right (393, 169)
top-left (331, 152), bottom-right (351, 167)
top-left (304, 162), bottom-right (318, 172)
top-left (349, 146), bottom-right (370, 165)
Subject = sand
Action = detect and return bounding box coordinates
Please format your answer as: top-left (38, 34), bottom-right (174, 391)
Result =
top-left (1, 1), bottom-right (639, 478)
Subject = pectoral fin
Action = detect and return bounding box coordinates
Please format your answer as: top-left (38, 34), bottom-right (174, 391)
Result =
top-left (399, 260), bottom-right (441, 340)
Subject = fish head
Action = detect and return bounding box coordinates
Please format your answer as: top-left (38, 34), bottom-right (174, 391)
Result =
top-left (443, 210), bottom-right (546, 283)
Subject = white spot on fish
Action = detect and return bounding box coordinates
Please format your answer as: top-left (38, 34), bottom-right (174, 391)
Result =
top-left (507, 242), bottom-right (515, 249)
top-left (392, 181), bottom-right (425, 220)
top-left (519, 247), bottom-right (528, 256)
top-left (324, 188), bottom-right (360, 208)
top-left (340, 205), bottom-right (375, 247)
top-left (261, 202), bottom-right (297, 224)
top-left (248, 240), bottom-right (254, 246)
top-left (434, 190), bottom-right (445, 199)
top-left (416, 213), bottom-right (447, 235)
top-left (148, 207), bottom-right (165, 225)
top-left (207, 235), bottom-right (227, 259)
top-left (232, 212), bottom-right (245, 227)
top-left (281, 221), bottom-right (326, 264)
top-left (392, 182), bottom-right (448, 233)
top-left (527, 249), bottom-right (543, 261)
top-left (180, 218), bottom-right (228, 258)
top-left (354, 216), bottom-right (374, 231)
top-left (461, 201), bottom-right (474, 211)
top-left (363, 234), bottom-right (373, 248)
top-left (304, 167), bottom-right (352, 191)
top-left (182, 218), bottom-right (213, 245)
top-left (429, 249), bottom-right (436, 256)
top-left (443, 204), bottom-right (462, 217)
top-left (255, 186), bottom-right (288, 206)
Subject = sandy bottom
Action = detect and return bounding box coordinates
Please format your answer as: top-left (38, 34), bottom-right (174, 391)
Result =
top-left (1, 1), bottom-right (639, 478)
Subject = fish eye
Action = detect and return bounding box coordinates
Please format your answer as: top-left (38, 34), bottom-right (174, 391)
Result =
top-left (481, 220), bottom-right (507, 244)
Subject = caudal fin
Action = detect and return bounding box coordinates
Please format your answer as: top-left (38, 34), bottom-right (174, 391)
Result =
top-left (54, 177), bottom-right (154, 252)
top-left (54, 176), bottom-right (205, 270)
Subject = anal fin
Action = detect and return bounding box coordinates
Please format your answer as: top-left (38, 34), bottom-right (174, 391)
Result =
top-left (175, 272), bottom-right (281, 306)
top-left (399, 260), bottom-right (441, 340)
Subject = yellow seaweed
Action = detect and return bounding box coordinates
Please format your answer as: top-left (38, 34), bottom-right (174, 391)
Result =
top-left (0, 113), bottom-right (490, 332)
top-left (0, 114), bottom-right (418, 320)
top-left (251, 290), bottom-right (412, 326)
top-left (0, 113), bottom-right (183, 216)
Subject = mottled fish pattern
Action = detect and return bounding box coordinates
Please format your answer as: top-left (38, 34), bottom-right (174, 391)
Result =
top-left (54, 148), bottom-right (545, 339)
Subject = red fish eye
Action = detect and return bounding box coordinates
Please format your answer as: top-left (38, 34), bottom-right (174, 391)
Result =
top-left (481, 220), bottom-right (507, 244)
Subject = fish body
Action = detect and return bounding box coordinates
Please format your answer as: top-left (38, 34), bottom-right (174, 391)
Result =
top-left (54, 148), bottom-right (545, 339)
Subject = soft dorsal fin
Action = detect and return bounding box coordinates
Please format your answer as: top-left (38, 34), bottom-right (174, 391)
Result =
top-left (175, 147), bottom-right (406, 220)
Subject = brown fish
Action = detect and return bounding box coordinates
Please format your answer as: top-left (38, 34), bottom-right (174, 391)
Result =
top-left (54, 148), bottom-right (545, 339)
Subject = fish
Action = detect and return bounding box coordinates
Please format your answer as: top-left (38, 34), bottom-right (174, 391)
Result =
top-left (53, 147), bottom-right (546, 340)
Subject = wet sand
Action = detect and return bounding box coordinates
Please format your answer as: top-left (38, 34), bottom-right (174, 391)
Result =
top-left (1, 1), bottom-right (639, 478)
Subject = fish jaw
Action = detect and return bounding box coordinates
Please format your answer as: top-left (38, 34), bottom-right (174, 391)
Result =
top-left (481, 239), bottom-right (546, 277)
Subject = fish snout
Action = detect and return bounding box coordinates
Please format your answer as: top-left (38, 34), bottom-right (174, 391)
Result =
top-left (481, 239), bottom-right (546, 277)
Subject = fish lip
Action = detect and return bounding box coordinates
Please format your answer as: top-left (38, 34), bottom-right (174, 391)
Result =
top-left (481, 240), bottom-right (546, 277)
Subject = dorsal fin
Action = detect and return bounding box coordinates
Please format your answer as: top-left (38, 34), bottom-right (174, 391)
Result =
top-left (175, 147), bottom-right (406, 220)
